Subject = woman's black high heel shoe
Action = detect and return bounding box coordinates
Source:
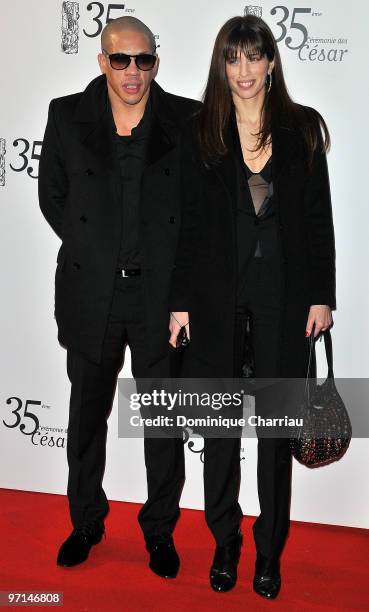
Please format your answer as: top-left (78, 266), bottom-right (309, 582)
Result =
top-left (253, 552), bottom-right (281, 599)
top-left (209, 531), bottom-right (243, 592)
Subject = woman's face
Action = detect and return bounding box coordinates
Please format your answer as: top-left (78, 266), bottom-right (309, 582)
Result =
top-left (225, 48), bottom-right (273, 101)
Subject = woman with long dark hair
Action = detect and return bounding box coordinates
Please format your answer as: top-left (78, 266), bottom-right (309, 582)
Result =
top-left (169, 15), bottom-right (336, 598)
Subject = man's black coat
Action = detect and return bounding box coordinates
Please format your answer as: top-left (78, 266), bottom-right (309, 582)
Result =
top-left (39, 74), bottom-right (199, 365)
top-left (170, 106), bottom-right (336, 378)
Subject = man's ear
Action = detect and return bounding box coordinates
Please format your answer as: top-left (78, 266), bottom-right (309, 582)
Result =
top-left (98, 53), bottom-right (107, 74)
top-left (153, 55), bottom-right (160, 79)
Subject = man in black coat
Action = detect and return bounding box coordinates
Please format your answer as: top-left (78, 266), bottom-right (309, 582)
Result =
top-left (38, 16), bottom-right (199, 575)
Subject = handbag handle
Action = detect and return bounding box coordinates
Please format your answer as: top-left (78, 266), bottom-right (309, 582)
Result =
top-left (305, 325), bottom-right (334, 400)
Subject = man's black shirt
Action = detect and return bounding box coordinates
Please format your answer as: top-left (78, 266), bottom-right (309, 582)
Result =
top-left (112, 97), bottom-right (152, 269)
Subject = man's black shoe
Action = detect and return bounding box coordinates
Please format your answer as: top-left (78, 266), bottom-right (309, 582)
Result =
top-left (253, 552), bottom-right (281, 599)
top-left (146, 535), bottom-right (180, 578)
top-left (210, 531), bottom-right (243, 592)
top-left (57, 521), bottom-right (105, 567)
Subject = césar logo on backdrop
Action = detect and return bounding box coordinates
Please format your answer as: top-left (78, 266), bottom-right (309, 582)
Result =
top-left (61, 1), bottom-right (139, 54)
top-left (245, 4), bottom-right (349, 62)
top-left (0, 139), bottom-right (42, 187)
top-left (182, 427), bottom-right (247, 464)
top-left (3, 396), bottom-right (67, 449)
top-left (0, 139), bottom-right (5, 187)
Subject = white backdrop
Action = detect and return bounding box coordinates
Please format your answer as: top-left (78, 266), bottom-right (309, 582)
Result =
top-left (1, 0), bottom-right (368, 529)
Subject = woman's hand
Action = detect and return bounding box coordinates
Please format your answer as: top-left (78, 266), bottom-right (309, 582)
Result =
top-left (306, 305), bottom-right (333, 337)
top-left (169, 312), bottom-right (190, 348)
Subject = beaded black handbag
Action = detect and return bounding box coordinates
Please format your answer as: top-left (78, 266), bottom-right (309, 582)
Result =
top-left (290, 328), bottom-right (352, 467)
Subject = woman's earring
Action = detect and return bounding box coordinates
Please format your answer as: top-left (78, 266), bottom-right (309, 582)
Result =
top-left (266, 72), bottom-right (272, 93)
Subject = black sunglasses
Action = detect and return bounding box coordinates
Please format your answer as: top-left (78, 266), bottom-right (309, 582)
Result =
top-left (102, 49), bottom-right (157, 71)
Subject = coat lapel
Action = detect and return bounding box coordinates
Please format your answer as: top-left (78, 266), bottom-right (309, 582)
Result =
top-left (79, 111), bottom-right (119, 175)
top-left (72, 75), bottom-right (119, 175)
top-left (271, 121), bottom-right (301, 186)
top-left (213, 156), bottom-right (239, 221)
top-left (146, 80), bottom-right (178, 167)
top-left (145, 116), bottom-right (175, 167)
top-left (210, 117), bottom-right (239, 212)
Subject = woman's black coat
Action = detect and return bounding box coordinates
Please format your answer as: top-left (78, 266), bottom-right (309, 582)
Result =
top-left (170, 105), bottom-right (336, 378)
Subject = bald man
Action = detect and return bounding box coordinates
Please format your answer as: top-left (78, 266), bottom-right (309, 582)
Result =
top-left (39, 17), bottom-right (200, 576)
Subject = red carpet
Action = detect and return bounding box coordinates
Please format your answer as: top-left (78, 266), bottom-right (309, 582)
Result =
top-left (0, 489), bottom-right (368, 611)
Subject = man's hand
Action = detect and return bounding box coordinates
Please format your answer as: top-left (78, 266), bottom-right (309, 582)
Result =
top-left (169, 312), bottom-right (190, 348)
top-left (306, 305), bottom-right (333, 338)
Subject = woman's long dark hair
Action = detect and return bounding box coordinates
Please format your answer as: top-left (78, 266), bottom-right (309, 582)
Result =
top-left (197, 15), bottom-right (330, 167)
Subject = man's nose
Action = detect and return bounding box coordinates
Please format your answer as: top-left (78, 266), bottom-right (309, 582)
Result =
top-left (126, 57), bottom-right (140, 75)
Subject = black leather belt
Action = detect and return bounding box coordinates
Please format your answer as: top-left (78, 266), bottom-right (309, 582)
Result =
top-left (117, 268), bottom-right (141, 277)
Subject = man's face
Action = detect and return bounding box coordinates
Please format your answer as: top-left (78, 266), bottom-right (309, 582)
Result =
top-left (98, 30), bottom-right (158, 107)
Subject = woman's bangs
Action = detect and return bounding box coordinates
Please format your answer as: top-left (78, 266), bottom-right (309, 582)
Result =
top-left (224, 29), bottom-right (265, 61)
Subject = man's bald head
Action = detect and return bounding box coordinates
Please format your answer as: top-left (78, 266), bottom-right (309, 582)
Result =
top-left (101, 16), bottom-right (156, 53)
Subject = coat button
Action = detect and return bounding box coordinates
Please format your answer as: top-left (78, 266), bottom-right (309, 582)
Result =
top-left (73, 261), bottom-right (81, 269)
top-left (164, 168), bottom-right (170, 176)
top-left (254, 218), bottom-right (259, 226)
top-left (86, 168), bottom-right (94, 175)
top-left (80, 215), bottom-right (87, 223)
top-left (279, 223), bottom-right (284, 230)
top-left (169, 216), bottom-right (175, 224)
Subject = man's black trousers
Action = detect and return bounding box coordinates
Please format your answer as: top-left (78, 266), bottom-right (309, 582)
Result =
top-left (66, 274), bottom-right (185, 538)
top-left (65, 273), bottom-right (242, 545)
